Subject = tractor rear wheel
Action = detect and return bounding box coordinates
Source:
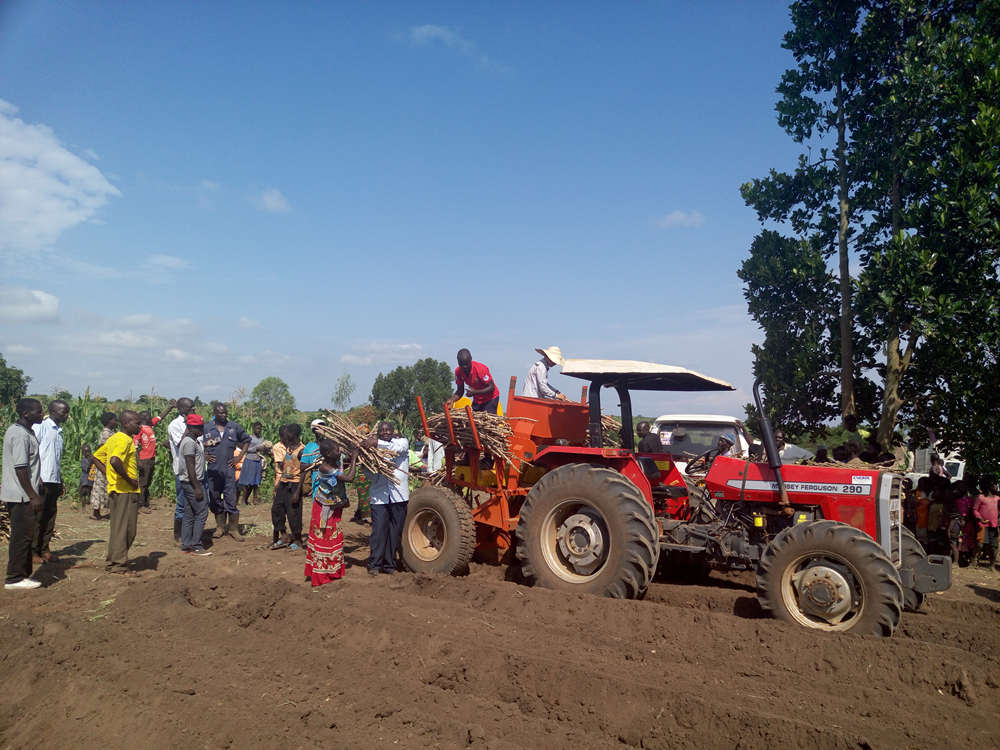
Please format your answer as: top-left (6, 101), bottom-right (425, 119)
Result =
top-left (400, 486), bottom-right (475, 575)
top-left (893, 526), bottom-right (927, 612)
top-left (757, 520), bottom-right (903, 636)
top-left (515, 463), bottom-right (659, 599)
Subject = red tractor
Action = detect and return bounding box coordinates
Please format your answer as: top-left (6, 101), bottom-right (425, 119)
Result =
top-left (403, 359), bottom-right (951, 636)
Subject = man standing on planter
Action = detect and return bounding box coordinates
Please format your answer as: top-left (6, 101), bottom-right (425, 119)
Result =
top-left (366, 421), bottom-right (409, 575)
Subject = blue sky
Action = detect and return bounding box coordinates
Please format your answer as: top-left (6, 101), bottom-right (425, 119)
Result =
top-left (0, 1), bottom-right (803, 417)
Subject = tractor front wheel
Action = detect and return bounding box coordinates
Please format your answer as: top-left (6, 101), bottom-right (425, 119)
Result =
top-left (893, 526), bottom-right (928, 612)
top-left (400, 486), bottom-right (475, 575)
top-left (757, 520), bottom-right (903, 636)
top-left (515, 463), bottom-right (659, 599)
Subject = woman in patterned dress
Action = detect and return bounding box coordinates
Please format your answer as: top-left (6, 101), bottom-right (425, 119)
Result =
top-left (304, 439), bottom-right (359, 586)
top-left (84, 411), bottom-right (118, 520)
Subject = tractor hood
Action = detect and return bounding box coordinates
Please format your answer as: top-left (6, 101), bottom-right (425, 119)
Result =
top-left (560, 359), bottom-right (735, 392)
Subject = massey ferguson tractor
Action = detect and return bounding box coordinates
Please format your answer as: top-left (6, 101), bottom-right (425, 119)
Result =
top-left (403, 359), bottom-right (951, 636)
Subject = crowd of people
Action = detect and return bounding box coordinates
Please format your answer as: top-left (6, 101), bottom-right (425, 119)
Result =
top-left (5, 346), bottom-right (997, 591)
top-left (0, 394), bottom-right (446, 591)
top-left (905, 472), bottom-right (999, 567)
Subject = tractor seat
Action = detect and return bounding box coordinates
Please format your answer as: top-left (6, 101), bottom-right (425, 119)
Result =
top-left (635, 456), bottom-right (661, 483)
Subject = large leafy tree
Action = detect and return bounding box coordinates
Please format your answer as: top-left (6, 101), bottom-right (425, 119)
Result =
top-left (738, 231), bottom-right (840, 437)
top-left (741, 0), bottom-right (867, 423)
top-left (853, 0), bottom-right (1000, 451)
top-left (0, 354), bottom-right (31, 404)
top-left (744, 0), bottom-right (1000, 458)
top-left (370, 358), bottom-right (452, 432)
top-left (251, 376), bottom-right (296, 419)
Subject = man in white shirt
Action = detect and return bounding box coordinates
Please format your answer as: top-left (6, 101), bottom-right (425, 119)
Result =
top-left (522, 346), bottom-right (568, 400)
top-left (32, 399), bottom-right (69, 563)
top-left (366, 421), bottom-right (409, 575)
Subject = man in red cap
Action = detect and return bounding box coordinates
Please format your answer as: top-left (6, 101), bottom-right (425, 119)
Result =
top-left (178, 414), bottom-right (211, 555)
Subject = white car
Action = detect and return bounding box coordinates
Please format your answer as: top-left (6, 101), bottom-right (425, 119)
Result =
top-left (649, 414), bottom-right (753, 474)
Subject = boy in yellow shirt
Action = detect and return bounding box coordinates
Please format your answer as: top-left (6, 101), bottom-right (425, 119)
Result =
top-left (91, 410), bottom-right (141, 573)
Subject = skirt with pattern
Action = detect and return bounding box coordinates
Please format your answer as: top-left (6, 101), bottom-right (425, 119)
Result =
top-left (304, 501), bottom-right (344, 586)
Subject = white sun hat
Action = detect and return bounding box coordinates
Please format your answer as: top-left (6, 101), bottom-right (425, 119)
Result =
top-left (535, 346), bottom-right (564, 366)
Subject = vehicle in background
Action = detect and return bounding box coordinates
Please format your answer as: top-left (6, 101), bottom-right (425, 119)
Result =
top-left (650, 414), bottom-right (752, 473)
top-left (906, 446), bottom-right (966, 484)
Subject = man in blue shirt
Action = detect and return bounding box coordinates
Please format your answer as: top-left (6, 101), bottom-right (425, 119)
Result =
top-left (32, 399), bottom-right (69, 563)
top-left (366, 421), bottom-right (409, 575)
top-left (203, 403), bottom-right (250, 542)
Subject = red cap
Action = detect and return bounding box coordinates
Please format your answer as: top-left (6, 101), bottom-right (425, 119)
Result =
top-left (186, 414), bottom-right (204, 426)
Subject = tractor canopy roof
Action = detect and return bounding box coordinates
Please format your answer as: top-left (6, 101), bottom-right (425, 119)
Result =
top-left (560, 359), bottom-right (735, 392)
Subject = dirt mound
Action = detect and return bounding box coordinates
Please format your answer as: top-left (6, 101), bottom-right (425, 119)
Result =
top-left (1, 501), bottom-right (998, 749)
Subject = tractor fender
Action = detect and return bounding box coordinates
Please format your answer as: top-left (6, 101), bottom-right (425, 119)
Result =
top-left (531, 447), bottom-right (653, 504)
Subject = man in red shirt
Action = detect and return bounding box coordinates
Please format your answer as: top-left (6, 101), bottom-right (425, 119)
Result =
top-left (134, 411), bottom-right (158, 513)
top-left (447, 348), bottom-right (501, 414)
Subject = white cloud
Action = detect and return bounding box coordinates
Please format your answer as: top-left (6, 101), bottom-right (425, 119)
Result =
top-left (340, 341), bottom-right (423, 366)
top-left (0, 286), bottom-right (59, 321)
top-left (0, 99), bottom-right (120, 252)
top-left (408, 25), bottom-right (506, 71)
top-left (122, 313), bottom-right (154, 326)
top-left (238, 316), bottom-right (261, 329)
top-left (82, 148), bottom-right (99, 161)
top-left (145, 254), bottom-right (190, 270)
top-left (251, 188), bottom-right (290, 214)
top-left (5, 343), bottom-right (37, 356)
top-left (656, 210), bottom-right (705, 229)
top-left (165, 348), bottom-right (194, 362)
top-left (96, 331), bottom-right (156, 349)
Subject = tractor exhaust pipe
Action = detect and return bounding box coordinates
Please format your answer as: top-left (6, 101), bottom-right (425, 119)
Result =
top-left (753, 377), bottom-right (792, 511)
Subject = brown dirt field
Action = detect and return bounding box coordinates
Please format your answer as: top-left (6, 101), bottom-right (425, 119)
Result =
top-left (1, 498), bottom-right (999, 750)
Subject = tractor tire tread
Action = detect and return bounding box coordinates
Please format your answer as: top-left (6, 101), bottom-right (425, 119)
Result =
top-left (401, 485), bottom-right (476, 575)
top-left (756, 520), bottom-right (904, 637)
top-left (515, 463), bottom-right (659, 599)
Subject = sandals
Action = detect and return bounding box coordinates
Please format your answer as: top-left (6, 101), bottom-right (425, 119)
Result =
top-left (269, 540), bottom-right (288, 550)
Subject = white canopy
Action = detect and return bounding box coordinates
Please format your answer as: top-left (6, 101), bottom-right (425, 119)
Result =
top-left (560, 359), bottom-right (735, 392)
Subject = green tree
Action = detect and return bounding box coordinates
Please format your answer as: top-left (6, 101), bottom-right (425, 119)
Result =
top-left (738, 231), bottom-right (840, 437)
top-left (741, 0), bottom-right (867, 423)
top-left (744, 0), bottom-right (1000, 457)
top-left (855, 0), bottom-right (1000, 453)
top-left (0, 354), bottom-right (30, 404)
top-left (331, 373), bottom-right (356, 411)
top-left (370, 358), bottom-right (452, 432)
top-left (251, 376), bottom-right (296, 419)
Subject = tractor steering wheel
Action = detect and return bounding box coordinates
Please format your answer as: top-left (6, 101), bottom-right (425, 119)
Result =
top-left (684, 449), bottom-right (716, 475)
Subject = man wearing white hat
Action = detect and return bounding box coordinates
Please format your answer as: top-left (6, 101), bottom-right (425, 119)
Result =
top-left (522, 346), bottom-right (568, 401)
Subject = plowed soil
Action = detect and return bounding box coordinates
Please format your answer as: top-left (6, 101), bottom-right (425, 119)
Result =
top-left (1, 499), bottom-right (998, 750)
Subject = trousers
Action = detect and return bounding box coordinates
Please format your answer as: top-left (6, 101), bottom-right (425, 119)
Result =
top-left (368, 502), bottom-right (408, 572)
top-left (5, 502), bottom-right (39, 583)
top-left (33, 482), bottom-right (62, 555)
top-left (272, 481), bottom-right (302, 542)
top-left (106, 492), bottom-right (139, 568)
top-left (206, 467), bottom-right (238, 514)
top-left (179, 481), bottom-right (210, 550)
top-left (173, 475), bottom-right (186, 520)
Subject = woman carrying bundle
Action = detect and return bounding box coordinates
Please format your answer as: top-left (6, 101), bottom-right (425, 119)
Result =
top-left (304, 438), bottom-right (359, 586)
